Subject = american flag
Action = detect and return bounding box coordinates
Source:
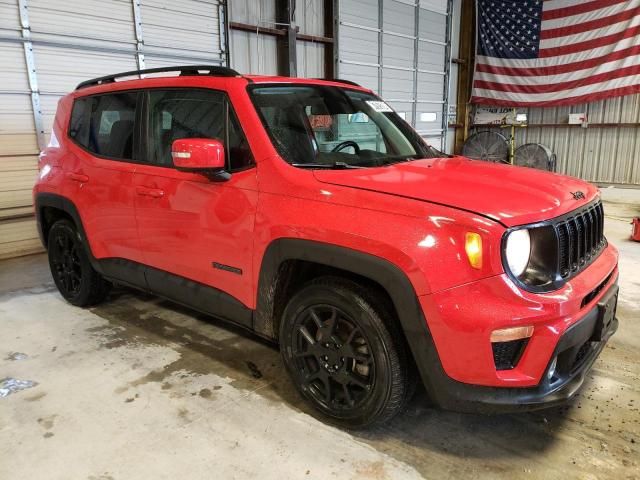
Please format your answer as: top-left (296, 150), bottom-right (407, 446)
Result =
top-left (471, 0), bottom-right (640, 107)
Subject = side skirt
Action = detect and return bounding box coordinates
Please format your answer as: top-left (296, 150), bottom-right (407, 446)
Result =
top-left (99, 258), bottom-right (254, 331)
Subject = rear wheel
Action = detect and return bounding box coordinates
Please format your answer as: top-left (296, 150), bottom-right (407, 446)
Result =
top-left (279, 276), bottom-right (412, 428)
top-left (47, 219), bottom-right (110, 306)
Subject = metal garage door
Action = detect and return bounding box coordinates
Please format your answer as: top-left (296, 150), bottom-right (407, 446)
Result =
top-left (336, 0), bottom-right (452, 149)
top-left (0, 0), bottom-right (227, 259)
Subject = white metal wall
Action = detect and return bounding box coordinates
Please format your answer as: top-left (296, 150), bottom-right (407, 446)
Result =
top-left (336, 0), bottom-right (453, 149)
top-left (228, 0), bottom-right (326, 77)
top-left (513, 96), bottom-right (640, 185)
top-left (228, 0), bottom-right (279, 75)
top-left (295, 0), bottom-right (325, 77)
top-left (0, 0), bottom-right (226, 259)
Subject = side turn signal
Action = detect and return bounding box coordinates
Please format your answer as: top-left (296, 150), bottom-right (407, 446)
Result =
top-left (490, 326), bottom-right (534, 343)
top-left (465, 232), bottom-right (483, 269)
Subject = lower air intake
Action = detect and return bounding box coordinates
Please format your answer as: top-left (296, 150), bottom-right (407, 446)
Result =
top-left (492, 339), bottom-right (528, 370)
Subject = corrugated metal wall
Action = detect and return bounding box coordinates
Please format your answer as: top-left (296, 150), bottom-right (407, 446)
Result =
top-left (513, 96), bottom-right (640, 185)
top-left (229, 0), bottom-right (326, 77)
top-left (229, 0), bottom-right (279, 75)
top-left (0, 0), bottom-right (226, 259)
top-left (295, 0), bottom-right (325, 77)
top-left (336, 0), bottom-right (453, 149)
top-left (1, 0), bottom-right (46, 258)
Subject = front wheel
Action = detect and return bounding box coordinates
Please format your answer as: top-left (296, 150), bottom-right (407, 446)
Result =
top-left (47, 219), bottom-right (110, 306)
top-left (279, 277), bottom-right (412, 428)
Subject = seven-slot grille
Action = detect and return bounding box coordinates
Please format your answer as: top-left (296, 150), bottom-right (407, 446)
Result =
top-left (556, 201), bottom-right (605, 278)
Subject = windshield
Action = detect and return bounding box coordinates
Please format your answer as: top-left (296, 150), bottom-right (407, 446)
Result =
top-left (249, 85), bottom-right (444, 169)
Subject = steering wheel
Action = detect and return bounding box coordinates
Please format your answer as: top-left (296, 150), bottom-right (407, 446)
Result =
top-left (332, 140), bottom-right (360, 154)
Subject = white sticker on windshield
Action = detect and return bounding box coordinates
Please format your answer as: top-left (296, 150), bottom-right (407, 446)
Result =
top-left (366, 100), bottom-right (393, 112)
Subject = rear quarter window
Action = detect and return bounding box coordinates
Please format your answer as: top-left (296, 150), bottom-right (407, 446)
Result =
top-left (69, 98), bottom-right (90, 146)
top-left (69, 92), bottom-right (138, 161)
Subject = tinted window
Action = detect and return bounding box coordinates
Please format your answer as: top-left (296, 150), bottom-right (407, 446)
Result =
top-left (69, 93), bottom-right (137, 160)
top-left (148, 89), bottom-right (225, 167)
top-left (147, 89), bottom-right (254, 170)
top-left (69, 98), bottom-right (90, 144)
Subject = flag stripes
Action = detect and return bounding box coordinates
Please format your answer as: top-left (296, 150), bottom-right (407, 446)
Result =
top-left (472, 0), bottom-right (640, 106)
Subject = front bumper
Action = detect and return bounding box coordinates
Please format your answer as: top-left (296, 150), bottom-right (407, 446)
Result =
top-left (419, 243), bottom-right (618, 388)
top-left (423, 281), bottom-right (618, 413)
top-left (410, 242), bottom-right (619, 413)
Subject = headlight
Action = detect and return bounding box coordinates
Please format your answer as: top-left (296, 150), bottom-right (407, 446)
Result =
top-left (505, 229), bottom-right (531, 277)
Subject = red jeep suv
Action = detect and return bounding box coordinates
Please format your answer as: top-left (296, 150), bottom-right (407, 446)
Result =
top-left (34, 66), bottom-right (619, 428)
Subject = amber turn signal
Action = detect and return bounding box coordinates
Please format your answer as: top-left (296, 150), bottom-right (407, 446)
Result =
top-left (490, 326), bottom-right (534, 343)
top-left (465, 232), bottom-right (483, 269)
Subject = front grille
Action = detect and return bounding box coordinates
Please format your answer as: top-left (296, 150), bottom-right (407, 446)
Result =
top-left (555, 201), bottom-right (605, 279)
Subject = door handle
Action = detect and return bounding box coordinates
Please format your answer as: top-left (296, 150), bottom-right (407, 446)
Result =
top-left (136, 186), bottom-right (164, 198)
top-left (67, 172), bottom-right (89, 183)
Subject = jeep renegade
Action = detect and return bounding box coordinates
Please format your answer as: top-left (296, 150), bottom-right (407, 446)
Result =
top-left (34, 66), bottom-right (619, 428)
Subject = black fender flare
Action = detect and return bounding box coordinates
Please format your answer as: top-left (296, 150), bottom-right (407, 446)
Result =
top-left (35, 192), bottom-right (102, 272)
top-left (254, 238), bottom-right (450, 400)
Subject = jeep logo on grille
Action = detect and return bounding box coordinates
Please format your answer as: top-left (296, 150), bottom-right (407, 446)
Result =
top-left (571, 191), bottom-right (585, 200)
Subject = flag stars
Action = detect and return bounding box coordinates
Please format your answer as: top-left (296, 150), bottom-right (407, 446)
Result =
top-left (479, 0), bottom-right (541, 59)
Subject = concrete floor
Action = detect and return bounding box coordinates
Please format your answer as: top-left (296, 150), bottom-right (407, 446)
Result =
top-left (1, 188), bottom-right (638, 480)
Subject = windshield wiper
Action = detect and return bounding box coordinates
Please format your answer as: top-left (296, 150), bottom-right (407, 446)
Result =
top-left (291, 162), bottom-right (365, 169)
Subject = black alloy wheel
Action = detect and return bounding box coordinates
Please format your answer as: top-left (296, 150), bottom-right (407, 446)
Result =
top-left (293, 303), bottom-right (376, 411)
top-left (280, 277), bottom-right (412, 428)
top-left (47, 219), bottom-right (110, 306)
top-left (49, 224), bottom-right (83, 297)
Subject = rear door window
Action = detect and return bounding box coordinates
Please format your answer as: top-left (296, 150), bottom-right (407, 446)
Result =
top-left (69, 92), bottom-right (138, 161)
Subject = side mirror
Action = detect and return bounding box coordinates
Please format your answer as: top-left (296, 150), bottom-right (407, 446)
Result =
top-left (171, 138), bottom-right (229, 181)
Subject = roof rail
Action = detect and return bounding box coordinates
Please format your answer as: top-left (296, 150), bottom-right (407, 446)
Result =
top-left (76, 65), bottom-right (242, 90)
top-left (314, 78), bottom-right (362, 87)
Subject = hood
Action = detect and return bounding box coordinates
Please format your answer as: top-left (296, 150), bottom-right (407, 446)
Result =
top-left (313, 156), bottom-right (599, 227)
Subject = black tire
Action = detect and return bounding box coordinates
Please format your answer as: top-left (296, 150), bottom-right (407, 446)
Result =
top-left (279, 276), bottom-right (412, 428)
top-left (47, 219), bottom-right (110, 307)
